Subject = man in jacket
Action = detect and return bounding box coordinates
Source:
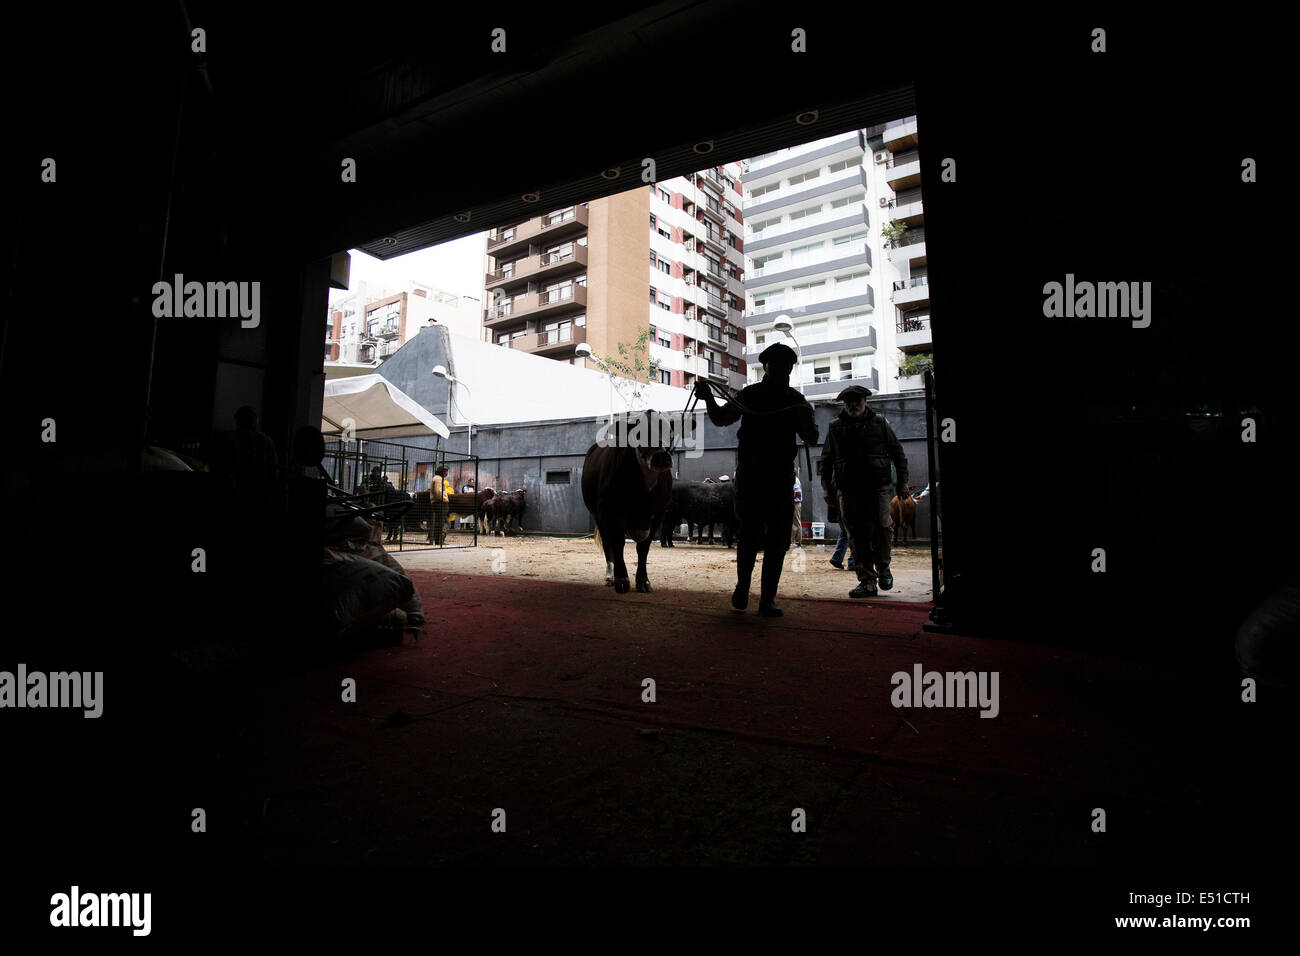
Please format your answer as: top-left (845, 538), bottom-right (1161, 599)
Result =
top-left (427, 464), bottom-right (451, 545)
top-left (694, 342), bottom-right (819, 617)
top-left (820, 385), bottom-right (909, 598)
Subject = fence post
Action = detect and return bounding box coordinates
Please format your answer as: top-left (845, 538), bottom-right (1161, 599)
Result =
top-left (922, 368), bottom-right (951, 631)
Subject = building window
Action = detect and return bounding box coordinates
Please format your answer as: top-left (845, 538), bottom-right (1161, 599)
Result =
top-left (788, 205), bottom-right (821, 221)
top-left (658, 335), bottom-right (671, 348)
top-left (830, 192), bottom-right (865, 209)
top-left (787, 169), bottom-right (820, 186)
top-left (659, 369), bottom-right (672, 384)
top-left (658, 188), bottom-right (671, 203)
top-left (658, 258), bottom-right (672, 275)
top-left (650, 287), bottom-right (658, 303)
top-left (833, 231), bottom-right (869, 247)
top-left (749, 182), bottom-right (779, 199)
top-left (650, 214), bottom-right (657, 229)
top-left (837, 312), bottom-right (871, 337)
top-left (546, 470), bottom-right (571, 484)
top-left (658, 225), bottom-right (672, 239)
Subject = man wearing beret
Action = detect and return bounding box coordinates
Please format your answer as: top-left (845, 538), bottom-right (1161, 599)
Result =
top-left (821, 384), bottom-right (909, 598)
top-left (693, 342), bottom-right (819, 617)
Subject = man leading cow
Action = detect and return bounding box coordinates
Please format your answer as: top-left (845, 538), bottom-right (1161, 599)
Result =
top-left (693, 342), bottom-right (818, 617)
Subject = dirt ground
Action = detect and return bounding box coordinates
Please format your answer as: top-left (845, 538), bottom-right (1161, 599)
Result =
top-left (395, 532), bottom-right (934, 603)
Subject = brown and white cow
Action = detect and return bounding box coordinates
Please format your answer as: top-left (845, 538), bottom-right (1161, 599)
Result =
top-left (581, 412), bottom-right (674, 593)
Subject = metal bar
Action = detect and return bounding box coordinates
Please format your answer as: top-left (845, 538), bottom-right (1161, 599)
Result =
top-left (922, 368), bottom-right (949, 629)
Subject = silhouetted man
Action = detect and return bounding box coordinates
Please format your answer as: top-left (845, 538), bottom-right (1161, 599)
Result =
top-left (820, 385), bottom-right (909, 598)
top-left (224, 405), bottom-right (278, 512)
top-left (694, 343), bottom-right (818, 616)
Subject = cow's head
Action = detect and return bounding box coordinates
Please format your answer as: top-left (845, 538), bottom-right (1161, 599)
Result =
top-left (628, 411), bottom-right (674, 473)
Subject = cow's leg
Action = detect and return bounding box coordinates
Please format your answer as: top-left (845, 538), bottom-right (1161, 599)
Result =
top-left (602, 521), bottom-right (630, 593)
top-left (634, 533), bottom-right (654, 592)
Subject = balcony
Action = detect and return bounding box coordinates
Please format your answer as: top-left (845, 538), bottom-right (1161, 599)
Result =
top-left (484, 283), bottom-right (587, 328)
top-left (747, 207), bottom-right (869, 254)
top-left (700, 195), bottom-right (726, 224)
top-left (486, 205), bottom-right (589, 260)
top-left (891, 187), bottom-right (925, 225)
top-left (884, 150), bottom-right (922, 190)
top-left (375, 323), bottom-right (401, 339)
top-left (881, 118), bottom-right (918, 152)
top-left (697, 170), bottom-right (724, 195)
top-left (743, 132), bottom-right (862, 180)
top-left (744, 164), bottom-right (867, 220)
top-left (746, 287), bottom-right (875, 324)
top-left (486, 243), bottom-right (587, 292)
top-left (700, 229), bottom-right (727, 256)
top-left (749, 246), bottom-right (872, 290)
top-left (377, 339), bottom-right (402, 359)
top-left (896, 312), bottom-right (932, 350)
top-left (512, 323), bottom-right (587, 356)
top-left (892, 275), bottom-right (929, 308)
top-left (803, 367), bottom-right (880, 399)
top-left (701, 290), bottom-right (727, 318)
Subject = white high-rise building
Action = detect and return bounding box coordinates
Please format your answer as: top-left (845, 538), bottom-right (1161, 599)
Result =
top-left (740, 116), bottom-right (928, 396)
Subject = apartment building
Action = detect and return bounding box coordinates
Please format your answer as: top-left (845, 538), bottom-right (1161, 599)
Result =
top-left (326, 279), bottom-right (483, 372)
top-left (482, 166), bottom-right (748, 393)
top-left (872, 116), bottom-right (930, 389)
top-left (740, 117), bottom-right (927, 397)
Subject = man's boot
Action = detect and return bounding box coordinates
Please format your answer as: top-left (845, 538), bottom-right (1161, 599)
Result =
top-left (758, 554), bottom-right (784, 617)
top-left (733, 546), bottom-right (756, 610)
top-left (850, 580), bottom-right (878, 599)
top-left (878, 566), bottom-right (893, 590)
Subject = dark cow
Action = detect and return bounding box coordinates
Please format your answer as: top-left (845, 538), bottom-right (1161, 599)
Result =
top-left (486, 489), bottom-right (527, 536)
top-left (581, 411), bottom-right (674, 593)
top-left (660, 480), bottom-right (736, 548)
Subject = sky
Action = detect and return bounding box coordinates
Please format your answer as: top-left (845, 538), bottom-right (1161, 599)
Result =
top-left (329, 232), bottom-right (489, 304)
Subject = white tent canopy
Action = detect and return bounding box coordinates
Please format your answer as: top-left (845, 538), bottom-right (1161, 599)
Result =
top-left (321, 374), bottom-right (450, 440)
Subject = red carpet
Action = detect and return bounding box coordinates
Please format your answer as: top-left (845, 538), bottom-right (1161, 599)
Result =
top-left (246, 570), bottom-right (1237, 866)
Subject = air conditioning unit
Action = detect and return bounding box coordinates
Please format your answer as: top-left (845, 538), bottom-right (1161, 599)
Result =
top-left (879, 197), bottom-right (891, 207)
top-left (874, 151), bottom-right (889, 164)
top-left (684, 348), bottom-right (694, 357)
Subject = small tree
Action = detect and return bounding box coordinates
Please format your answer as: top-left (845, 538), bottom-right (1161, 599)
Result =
top-left (880, 220), bottom-right (910, 249)
top-left (600, 325), bottom-right (662, 410)
top-left (897, 351), bottom-right (933, 379)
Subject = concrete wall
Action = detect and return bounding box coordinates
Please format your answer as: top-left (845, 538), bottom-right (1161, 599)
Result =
top-left (373, 325), bottom-right (931, 536)
top-left (588, 188), bottom-right (651, 369)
